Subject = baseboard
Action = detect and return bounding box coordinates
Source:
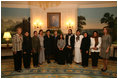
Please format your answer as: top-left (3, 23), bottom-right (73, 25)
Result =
top-left (1, 55), bottom-right (117, 61)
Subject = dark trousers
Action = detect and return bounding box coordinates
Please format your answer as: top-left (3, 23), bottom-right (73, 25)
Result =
top-left (82, 50), bottom-right (89, 66)
top-left (23, 53), bottom-right (31, 68)
top-left (57, 50), bottom-right (65, 65)
top-left (53, 48), bottom-right (58, 62)
top-left (32, 53), bottom-right (39, 66)
top-left (13, 51), bottom-right (22, 71)
top-left (65, 48), bottom-right (73, 64)
top-left (45, 49), bottom-right (52, 63)
top-left (91, 52), bottom-right (99, 66)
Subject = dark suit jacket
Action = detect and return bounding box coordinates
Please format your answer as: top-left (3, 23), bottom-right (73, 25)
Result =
top-left (52, 35), bottom-right (59, 49)
top-left (65, 34), bottom-right (75, 50)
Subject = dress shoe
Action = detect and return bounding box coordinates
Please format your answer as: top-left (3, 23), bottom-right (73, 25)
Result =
top-left (101, 68), bottom-right (107, 72)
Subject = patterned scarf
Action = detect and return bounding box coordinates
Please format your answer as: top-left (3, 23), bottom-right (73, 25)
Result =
top-left (93, 36), bottom-right (98, 47)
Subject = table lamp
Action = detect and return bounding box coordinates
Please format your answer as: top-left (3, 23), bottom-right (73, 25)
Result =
top-left (3, 32), bottom-right (12, 47)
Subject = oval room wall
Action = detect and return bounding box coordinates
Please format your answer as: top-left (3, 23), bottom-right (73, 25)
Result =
top-left (1, 1), bottom-right (116, 37)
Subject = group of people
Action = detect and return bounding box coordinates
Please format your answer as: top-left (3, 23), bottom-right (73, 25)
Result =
top-left (12, 26), bottom-right (111, 72)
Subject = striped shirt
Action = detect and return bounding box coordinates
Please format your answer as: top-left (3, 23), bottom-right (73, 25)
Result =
top-left (12, 34), bottom-right (23, 52)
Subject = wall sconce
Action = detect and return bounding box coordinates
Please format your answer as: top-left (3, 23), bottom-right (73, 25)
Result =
top-left (66, 20), bottom-right (74, 29)
top-left (3, 32), bottom-right (12, 47)
top-left (33, 20), bottom-right (42, 29)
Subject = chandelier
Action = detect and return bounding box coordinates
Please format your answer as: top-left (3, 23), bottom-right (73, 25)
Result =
top-left (28, 1), bottom-right (61, 10)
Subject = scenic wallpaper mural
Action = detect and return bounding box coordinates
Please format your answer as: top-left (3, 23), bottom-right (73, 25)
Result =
top-left (78, 7), bottom-right (117, 42)
top-left (1, 7), bottom-right (30, 43)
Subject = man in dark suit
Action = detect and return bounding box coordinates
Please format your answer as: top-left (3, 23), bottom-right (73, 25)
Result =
top-left (52, 30), bottom-right (59, 63)
top-left (65, 29), bottom-right (75, 64)
top-left (49, 16), bottom-right (59, 27)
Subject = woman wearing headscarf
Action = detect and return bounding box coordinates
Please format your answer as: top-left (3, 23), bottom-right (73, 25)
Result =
top-left (90, 31), bottom-right (101, 67)
top-left (80, 32), bottom-right (90, 67)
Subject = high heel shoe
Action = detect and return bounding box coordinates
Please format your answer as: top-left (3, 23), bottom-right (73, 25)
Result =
top-left (101, 67), bottom-right (107, 72)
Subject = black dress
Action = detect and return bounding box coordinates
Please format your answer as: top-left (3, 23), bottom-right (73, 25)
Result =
top-left (57, 49), bottom-right (65, 65)
top-left (44, 35), bottom-right (53, 63)
top-left (22, 36), bottom-right (32, 68)
top-left (80, 37), bottom-right (90, 67)
top-left (65, 34), bottom-right (75, 64)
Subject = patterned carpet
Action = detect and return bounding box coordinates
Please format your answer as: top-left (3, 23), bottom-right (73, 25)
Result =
top-left (1, 58), bottom-right (117, 78)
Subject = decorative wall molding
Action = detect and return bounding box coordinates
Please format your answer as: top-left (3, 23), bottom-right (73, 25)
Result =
top-left (78, 2), bottom-right (117, 8)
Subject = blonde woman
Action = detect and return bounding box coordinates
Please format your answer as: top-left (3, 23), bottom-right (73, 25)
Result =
top-left (12, 27), bottom-right (23, 72)
top-left (101, 27), bottom-right (112, 71)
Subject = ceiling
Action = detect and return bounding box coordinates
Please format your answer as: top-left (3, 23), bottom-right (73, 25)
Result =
top-left (2, 1), bottom-right (117, 6)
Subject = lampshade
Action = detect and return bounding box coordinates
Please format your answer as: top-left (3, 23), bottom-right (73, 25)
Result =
top-left (3, 32), bottom-right (11, 39)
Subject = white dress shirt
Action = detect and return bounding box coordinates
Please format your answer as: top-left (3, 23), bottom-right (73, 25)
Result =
top-left (68, 34), bottom-right (73, 46)
top-left (68, 35), bottom-right (71, 46)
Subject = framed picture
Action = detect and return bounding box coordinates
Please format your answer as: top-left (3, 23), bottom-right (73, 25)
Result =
top-left (47, 13), bottom-right (61, 29)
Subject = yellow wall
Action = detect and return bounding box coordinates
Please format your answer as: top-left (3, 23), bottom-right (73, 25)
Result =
top-left (30, 4), bottom-right (78, 36)
top-left (2, 2), bottom-right (116, 36)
